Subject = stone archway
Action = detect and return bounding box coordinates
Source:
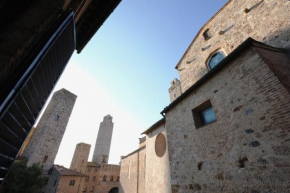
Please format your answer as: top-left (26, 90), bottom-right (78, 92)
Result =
top-left (108, 187), bottom-right (119, 193)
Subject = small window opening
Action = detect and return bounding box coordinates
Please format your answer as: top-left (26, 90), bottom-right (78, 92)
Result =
top-left (238, 156), bottom-right (248, 168)
top-left (69, 180), bottom-right (75, 186)
top-left (42, 155), bottom-right (48, 164)
top-left (103, 175), bottom-right (107, 181)
top-left (203, 28), bottom-right (212, 40)
top-left (93, 176), bottom-right (96, 181)
top-left (110, 176), bottom-right (114, 182)
top-left (55, 115), bottom-right (59, 121)
top-left (116, 176), bottom-right (120, 182)
top-left (85, 177), bottom-right (89, 181)
top-left (198, 162), bottom-right (203, 170)
top-left (192, 100), bottom-right (216, 128)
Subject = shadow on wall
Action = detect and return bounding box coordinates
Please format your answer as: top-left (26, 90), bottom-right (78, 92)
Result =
top-left (265, 27), bottom-right (290, 51)
top-left (109, 187), bottom-right (119, 193)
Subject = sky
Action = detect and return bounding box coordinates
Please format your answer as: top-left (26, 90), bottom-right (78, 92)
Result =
top-left (40, 0), bottom-right (228, 167)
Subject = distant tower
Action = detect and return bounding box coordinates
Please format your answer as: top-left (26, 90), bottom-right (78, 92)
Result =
top-left (70, 143), bottom-right (91, 173)
top-left (22, 88), bottom-right (77, 172)
top-left (168, 78), bottom-right (182, 103)
top-left (92, 115), bottom-right (114, 165)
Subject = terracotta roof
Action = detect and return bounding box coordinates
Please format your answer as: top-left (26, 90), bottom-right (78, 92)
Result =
top-left (54, 165), bottom-right (87, 177)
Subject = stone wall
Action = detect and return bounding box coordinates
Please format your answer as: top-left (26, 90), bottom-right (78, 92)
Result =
top-left (22, 88), bottom-right (77, 172)
top-left (119, 147), bottom-right (146, 193)
top-left (92, 115), bottom-right (114, 165)
top-left (57, 175), bottom-right (84, 193)
top-left (70, 143), bottom-right (91, 173)
top-left (145, 123), bottom-right (171, 193)
top-left (177, 0), bottom-right (290, 92)
top-left (95, 164), bottom-right (120, 193)
top-left (43, 167), bottom-right (61, 193)
top-left (166, 46), bottom-right (290, 192)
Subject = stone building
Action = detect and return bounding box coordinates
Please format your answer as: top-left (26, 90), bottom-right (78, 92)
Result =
top-left (119, 138), bottom-right (146, 193)
top-left (21, 88), bottom-right (77, 173)
top-left (66, 115), bottom-right (120, 193)
top-left (119, 119), bottom-right (171, 193)
top-left (120, 0), bottom-right (290, 192)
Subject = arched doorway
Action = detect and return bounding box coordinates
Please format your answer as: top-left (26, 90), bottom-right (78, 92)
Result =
top-left (109, 187), bottom-right (119, 193)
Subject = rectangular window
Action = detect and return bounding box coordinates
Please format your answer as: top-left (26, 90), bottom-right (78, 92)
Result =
top-left (69, 180), bottom-right (75, 186)
top-left (192, 100), bottom-right (216, 128)
top-left (200, 106), bottom-right (216, 125)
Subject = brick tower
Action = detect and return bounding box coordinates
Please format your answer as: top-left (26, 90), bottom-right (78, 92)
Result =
top-left (70, 143), bottom-right (91, 173)
top-left (92, 115), bottom-right (114, 165)
top-left (22, 88), bottom-right (77, 172)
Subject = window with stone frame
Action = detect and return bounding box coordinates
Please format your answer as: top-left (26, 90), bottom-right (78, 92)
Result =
top-left (103, 175), bottom-right (107, 181)
top-left (192, 100), bottom-right (216, 128)
top-left (87, 168), bottom-right (91, 172)
top-left (110, 176), bottom-right (114, 181)
top-left (69, 180), bottom-right (75, 186)
top-left (207, 51), bottom-right (225, 70)
top-left (85, 176), bottom-right (89, 181)
top-left (93, 176), bottom-right (96, 181)
top-left (116, 176), bottom-right (120, 182)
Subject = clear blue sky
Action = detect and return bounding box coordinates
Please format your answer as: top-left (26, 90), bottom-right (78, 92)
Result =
top-left (74, 0), bottom-right (228, 126)
top-left (54, 0), bottom-right (228, 166)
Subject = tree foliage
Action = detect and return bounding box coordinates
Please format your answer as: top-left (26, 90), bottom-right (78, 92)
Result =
top-left (2, 162), bottom-right (47, 193)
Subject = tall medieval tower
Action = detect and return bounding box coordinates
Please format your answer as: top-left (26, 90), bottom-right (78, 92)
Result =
top-left (70, 143), bottom-right (91, 173)
top-left (92, 115), bottom-right (114, 165)
top-left (22, 88), bottom-right (77, 172)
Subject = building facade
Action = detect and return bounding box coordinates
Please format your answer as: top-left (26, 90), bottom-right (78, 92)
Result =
top-left (120, 0), bottom-right (290, 192)
top-left (21, 88), bottom-right (77, 172)
top-left (119, 119), bottom-right (171, 193)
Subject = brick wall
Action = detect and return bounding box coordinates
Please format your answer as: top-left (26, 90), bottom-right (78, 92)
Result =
top-left (119, 147), bottom-right (146, 193)
top-left (166, 47), bottom-right (290, 192)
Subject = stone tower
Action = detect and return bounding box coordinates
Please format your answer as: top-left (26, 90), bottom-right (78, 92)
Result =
top-left (92, 115), bottom-right (114, 165)
top-left (22, 88), bottom-right (77, 172)
top-left (70, 143), bottom-right (91, 173)
top-left (168, 78), bottom-right (182, 103)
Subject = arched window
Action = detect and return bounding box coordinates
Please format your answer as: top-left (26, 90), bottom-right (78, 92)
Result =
top-left (116, 176), bottom-right (120, 182)
top-left (110, 176), bottom-right (114, 181)
top-left (208, 51), bottom-right (225, 70)
top-left (93, 176), bottom-right (96, 181)
top-left (103, 175), bottom-right (107, 181)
